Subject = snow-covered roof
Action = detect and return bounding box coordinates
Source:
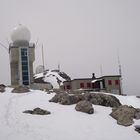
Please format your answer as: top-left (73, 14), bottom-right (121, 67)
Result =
top-left (34, 70), bottom-right (68, 89)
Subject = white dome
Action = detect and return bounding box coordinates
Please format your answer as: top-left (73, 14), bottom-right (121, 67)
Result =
top-left (11, 24), bottom-right (31, 42)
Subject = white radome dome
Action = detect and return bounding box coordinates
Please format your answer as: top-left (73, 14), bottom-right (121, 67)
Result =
top-left (11, 24), bottom-right (31, 42)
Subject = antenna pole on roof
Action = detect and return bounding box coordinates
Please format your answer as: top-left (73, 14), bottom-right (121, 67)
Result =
top-left (117, 53), bottom-right (123, 95)
top-left (100, 64), bottom-right (103, 77)
top-left (42, 44), bottom-right (45, 71)
top-left (58, 63), bottom-right (60, 72)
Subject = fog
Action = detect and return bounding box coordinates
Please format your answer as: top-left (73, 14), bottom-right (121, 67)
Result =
top-left (0, 0), bottom-right (140, 95)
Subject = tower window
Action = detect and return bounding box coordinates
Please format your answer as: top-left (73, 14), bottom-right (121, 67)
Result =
top-left (21, 48), bottom-right (29, 85)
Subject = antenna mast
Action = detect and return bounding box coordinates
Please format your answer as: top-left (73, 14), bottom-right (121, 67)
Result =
top-left (117, 54), bottom-right (123, 95)
top-left (42, 44), bottom-right (45, 71)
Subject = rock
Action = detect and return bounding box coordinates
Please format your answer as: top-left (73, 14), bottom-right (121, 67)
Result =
top-left (60, 94), bottom-right (83, 105)
top-left (136, 96), bottom-right (140, 99)
top-left (0, 84), bottom-right (6, 93)
top-left (135, 125), bottom-right (140, 133)
top-left (49, 93), bottom-right (68, 103)
top-left (75, 100), bottom-right (94, 114)
top-left (49, 93), bottom-right (83, 105)
top-left (12, 85), bottom-right (30, 93)
top-left (23, 107), bottom-right (51, 115)
top-left (110, 105), bottom-right (136, 126)
top-left (135, 108), bottom-right (140, 119)
top-left (83, 93), bottom-right (121, 107)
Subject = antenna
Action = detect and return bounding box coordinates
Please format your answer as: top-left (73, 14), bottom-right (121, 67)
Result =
top-left (42, 44), bottom-right (45, 71)
top-left (117, 53), bottom-right (123, 95)
top-left (58, 63), bottom-right (60, 72)
top-left (0, 42), bottom-right (9, 53)
top-left (35, 38), bottom-right (39, 46)
top-left (100, 64), bottom-right (103, 77)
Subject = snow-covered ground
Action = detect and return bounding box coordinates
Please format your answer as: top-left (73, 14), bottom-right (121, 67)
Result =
top-left (0, 88), bottom-right (140, 140)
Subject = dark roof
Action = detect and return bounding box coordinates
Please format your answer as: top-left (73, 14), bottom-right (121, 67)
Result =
top-left (99, 75), bottom-right (121, 78)
top-left (63, 75), bottom-right (121, 83)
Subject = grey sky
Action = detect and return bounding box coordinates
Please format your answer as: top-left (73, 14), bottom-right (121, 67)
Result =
top-left (0, 0), bottom-right (140, 95)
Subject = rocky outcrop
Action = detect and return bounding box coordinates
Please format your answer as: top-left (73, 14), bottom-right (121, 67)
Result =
top-left (0, 84), bottom-right (6, 93)
top-left (49, 93), bottom-right (83, 105)
top-left (83, 93), bottom-right (121, 107)
top-left (75, 100), bottom-right (94, 114)
top-left (110, 105), bottom-right (140, 126)
top-left (12, 85), bottom-right (30, 93)
top-left (49, 92), bottom-right (121, 107)
top-left (23, 107), bottom-right (51, 115)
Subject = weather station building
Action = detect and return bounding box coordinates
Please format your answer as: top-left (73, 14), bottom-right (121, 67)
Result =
top-left (9, 25), bottom-right (35, 86)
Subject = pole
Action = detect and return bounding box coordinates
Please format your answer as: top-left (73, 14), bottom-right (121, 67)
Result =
top-left (42, 44), bottom-right (45, 71)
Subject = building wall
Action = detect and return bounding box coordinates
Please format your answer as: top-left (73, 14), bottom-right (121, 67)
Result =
top-left (63, 76), bottom-right (121, 95)
top-left (103, 76), bottom-right (121, 94)
top-left (9, 43), bottom-right (35, 86)
top-left (71, 79), bottom-right (92, 90)
top-left (63, 79), bottom-right (92, 91)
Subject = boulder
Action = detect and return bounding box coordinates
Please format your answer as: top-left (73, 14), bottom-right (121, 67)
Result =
top-left (75, 100), bottom-right (94, 114)
top-left (23, 107), bottom-right (51, 115)
top-left (110, 105), bottom-right (137, 126)
top-left (83, 93), bottom-right (121, 107)
top-left (12, 85), bottom-right (30, 93)
top-left (0, 84), bottom-right (6, 93)
top-left (49, 93), bottom-right (68, 103)
top-left (49, 93), bottom-right (83, 105)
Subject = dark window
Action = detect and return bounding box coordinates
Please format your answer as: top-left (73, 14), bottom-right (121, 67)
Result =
top-left (22, 65), bottom-right (28, 71)
top-left (21, 48), bottom-right (29, 85)
top-left (67, 85), bottom-right (71, 90)
top-left (22, 76), bottom-right (29, 81)
top-left (22, 72), bottom-right (29, 76)
top-left (115, 80), bottom-right (119, 85)
top-left (92, 83), bottom-right (95, 88)
top-left (80, 83), bottom-right (84, 88)
top-left (22, 56), bottom-right (28, 61)
top-left (87, 83), bottom-right (91, 88)
top-left (64, 86), bottom-right (65, 90)
top-left (108, 80), bottom-right (112, 85)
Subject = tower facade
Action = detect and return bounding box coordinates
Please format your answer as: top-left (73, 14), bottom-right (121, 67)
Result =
top-left (9, 25), bottom-right (35, 86)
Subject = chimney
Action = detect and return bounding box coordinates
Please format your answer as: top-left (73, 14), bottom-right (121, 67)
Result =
top-left (92, 73), bottom-right (96, 79)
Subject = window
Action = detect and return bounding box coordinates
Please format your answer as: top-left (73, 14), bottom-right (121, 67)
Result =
top-left (115, 80), bottom-right (119, 85)
top-left (87, 83), bottom-right (91, 88)
top-left (21, 48), bottom-right (29, 85)
top-left (80, 83), bottom-right (84, 88)
top-left (67, 85), bottom-right (71, 90)
top-left (92, 83), bottom-right (95, 88)
top-left (108, 80), bottom-right (112, 85)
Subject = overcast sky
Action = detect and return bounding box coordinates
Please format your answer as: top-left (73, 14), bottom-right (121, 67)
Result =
top-left (0, 0), bottom-right (140, 95)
